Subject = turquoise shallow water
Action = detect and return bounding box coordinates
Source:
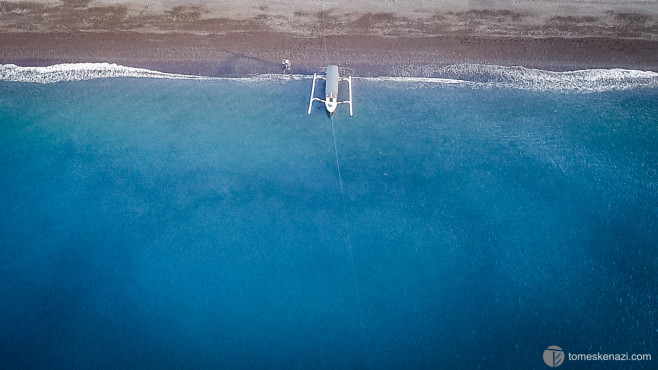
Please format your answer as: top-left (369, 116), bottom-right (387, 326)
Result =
top-left (1, 76), bottom-right (657, 368)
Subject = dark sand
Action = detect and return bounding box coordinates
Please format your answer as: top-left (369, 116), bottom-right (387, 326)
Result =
top-left (0, 2), bottom-right (656, 75)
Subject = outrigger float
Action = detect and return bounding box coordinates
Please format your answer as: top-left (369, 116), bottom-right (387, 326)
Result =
top-left (308, 65), bottom-right (353, 116)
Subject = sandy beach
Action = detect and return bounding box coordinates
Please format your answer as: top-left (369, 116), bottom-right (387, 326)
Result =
top-left (0, 1), bottom-right (657, 76)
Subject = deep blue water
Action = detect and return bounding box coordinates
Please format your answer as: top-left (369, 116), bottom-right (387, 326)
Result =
top-left (0, 78), bottom-right (656, 369)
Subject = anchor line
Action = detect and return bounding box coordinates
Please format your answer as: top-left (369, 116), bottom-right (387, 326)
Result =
top-left (329, 117), bottom-right (371, 369)
top-left (319, 2), bottom-right (370, 368)
top-left (320, 1), bottom-right (329, 65)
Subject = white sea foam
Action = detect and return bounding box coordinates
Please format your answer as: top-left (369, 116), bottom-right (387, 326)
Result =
top-left (0, 63), bottom-right (213, 83)
top-left (1, 63), bottom-right (657, 92)
top-left (433, 64), bottom-right (658, 92)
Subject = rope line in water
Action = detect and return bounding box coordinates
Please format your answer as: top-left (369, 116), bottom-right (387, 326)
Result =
top-left (329, 115), bottom-right (372, 369)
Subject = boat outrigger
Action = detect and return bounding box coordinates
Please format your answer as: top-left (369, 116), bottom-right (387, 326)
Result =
top-left (308, 65), bottom-right (353, 116)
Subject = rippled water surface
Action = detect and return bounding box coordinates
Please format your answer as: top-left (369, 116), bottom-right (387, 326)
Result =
top-left (1, 76), bottom-right (656, 368)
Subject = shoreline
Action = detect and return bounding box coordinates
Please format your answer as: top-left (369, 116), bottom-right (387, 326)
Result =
top-left (0, 2), bottom-right (656, 77)
top-left (1, 32), bottom-right (657, 78)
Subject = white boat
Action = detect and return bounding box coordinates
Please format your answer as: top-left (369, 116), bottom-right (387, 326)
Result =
top-left (308, 65), bottom-right (353, 116)
top-left (324, 65), bottom-right (340, 113)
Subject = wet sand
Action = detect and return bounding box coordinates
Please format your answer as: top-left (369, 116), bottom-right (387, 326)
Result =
top-left (0, 2), bottom-right (656, 75)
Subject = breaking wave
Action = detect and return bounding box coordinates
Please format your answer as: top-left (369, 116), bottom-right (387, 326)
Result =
top-left (1, 62), bottom-right (657, 92)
